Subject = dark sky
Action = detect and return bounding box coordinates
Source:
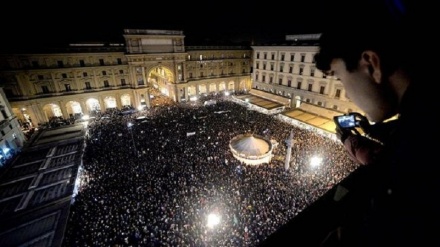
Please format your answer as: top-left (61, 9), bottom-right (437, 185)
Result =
top-left (2, 1), bottom-right (330, 49)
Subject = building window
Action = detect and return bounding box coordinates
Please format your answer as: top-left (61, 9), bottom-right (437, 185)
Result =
top-left (104, 80), bottom-right (109, 87)
top-left (332, 105), bottom-right (338, 110)
top-left (279, 64), bottom-right (284, 72)
top-left (299, 68), bottom-right (303, 75)
top-left (297, 82), bottom-right (302, 89)
top-left (262, 75), bottom-right (266, 82)
top-left (1, 109), bottom-right (8, 119)
top-left (32, 61), bottom-right (39, 68)
top-left (269, 77), bottom-right (273, 83)
top-left (85, 82), bottom-right (91, 90)
top-left (80, 60), bottom-right (85, 67)
top-left (119, 70), bottom-right (124, 74)
top-left (121, 79), bottom-right (126, 86)
top-left (189, 72), bottom-right (193, 78)
top-left (65, 84), bottom-right (71, 92)
top-left (83, 72), bottom-right (88, 77)
top-left (271, 53), bottom-right (275, 60)
top-left (42, 86), bottom-right (49, 93)
top-left (317, 101), bottom-right (322, 106)
top-left (335, 89), bottom-right (341, 98)
top-left (288, 80), bottom-right (292, 87)
top-left (256, 62), bottom-right (259, 69)
top-left (99, 59), bottom-right (105, 66)
top-left (62, 73), bottom-right (67, 79)
top-left (102, 71), bottom-right (107, 76)
top-left (308, 84), bottom-right (313, 91)
top-left (289, 66), bottom-right (293, 73)
top-left (117, 58), bottom-right (122, 65)
top-left (281, 54), bottom-right (285, 61)
top-left (263, 64), bottom-right (266, 70)
top-left (278, 78), bottom-right (283, 85)
top-left (264, 53), bottom-right (267, 59)
top-left (256, 52), bottom-right (260, 59)
top-left (200, 72), bottom-right (204, 77)
top-left (290, 54), bottom-right (295, 61)
top-left (306, 98), bottom-right (311, 103)
top-left (255, 74), bottom-right (259, 81)
top-left (270, 64), bottom-right (274, 71)
top-left (310, 68), bottom-right (315, 77)
top-left (320, 86), bottom-right (325, 94)
top-left (57, 61), bottom-right (64, 68)
top-left (301, 55), bottom-right (305, 62)
top-left (242, 68), bottom-right (246, 73)
top-left (38, 75), bottom-right (44, 80)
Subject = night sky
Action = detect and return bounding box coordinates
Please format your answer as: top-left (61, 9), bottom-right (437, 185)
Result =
top-left (1, 1), bottom-right (330, 50)
top-left (2, 1), bottom-right (422, 51)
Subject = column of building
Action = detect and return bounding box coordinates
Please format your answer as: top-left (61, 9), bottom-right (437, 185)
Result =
top-left (141, 67), bottom-right (147, 86)
top-left (80, 101), bottom-right (88, 115)
top-left (115, 94), bottom-right (122, 109)
top-left (58, 101), bottom-right (69, 119)
top-left (98, 96), bottom-right (106, 112)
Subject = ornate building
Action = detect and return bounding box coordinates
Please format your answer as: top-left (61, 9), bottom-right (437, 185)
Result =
top-left (251, 34), bottom-right (362, 119)
top-left (0, 88), bottom-right (25, 166)
top-left (0, 29), bottom-right (252, 126)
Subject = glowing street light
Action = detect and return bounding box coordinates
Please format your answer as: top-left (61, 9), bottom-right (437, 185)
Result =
top-left (207, 213), bottom-right (221, 229)
top-left (127, 122), bottom-right (137, 155)
top-left (310, 156), bottom-right (322, 168)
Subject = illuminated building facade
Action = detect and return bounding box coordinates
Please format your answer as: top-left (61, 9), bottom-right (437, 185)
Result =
top-left (0, 29), bottom-right (252, 126)
top-left (251, 34), bottom-right (362, 119)
top-left (0, 88), bottom-right (25, 166)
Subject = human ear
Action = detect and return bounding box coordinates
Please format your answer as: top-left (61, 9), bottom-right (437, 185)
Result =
top-left (362, 51), bottom-right (382, 83)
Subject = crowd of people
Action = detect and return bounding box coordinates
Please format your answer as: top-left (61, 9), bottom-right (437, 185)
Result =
top-left (63, 94), bottom-right (359, 247)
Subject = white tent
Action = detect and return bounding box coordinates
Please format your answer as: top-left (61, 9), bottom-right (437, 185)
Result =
top-left (229, 134), bottom-right (273, 165)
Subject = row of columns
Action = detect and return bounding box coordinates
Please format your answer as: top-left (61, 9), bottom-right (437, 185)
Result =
top-left (176, 81), bottom-right (241, 102)
top-left (16, 91), bottom-right (151, 126)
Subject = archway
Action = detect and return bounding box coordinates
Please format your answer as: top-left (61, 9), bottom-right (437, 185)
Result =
top-left (148, 65), bottom-right (175, 96)
top-left (121, 94), bottom-right (132, 107)
top-left (43, 103), bottom-right (63, 119)
top-left (239, 80), bottom-right (247, 91)
top-left (209, 83), bottom-right (217, 93)
top-left (219, 82), bottom-right (226, 92)
top-left (187, 85), bottom-right (196, 96)
top-left (228, 81), bottom-right (235, 91)
top-left (104, 96), bottom-right (117, 109)
top-left (66, 101), bottom-right (83, 119)
top-left (199, 84), bottom-right (207, 94)
top-left (86, 98), bottom-right (101, 114)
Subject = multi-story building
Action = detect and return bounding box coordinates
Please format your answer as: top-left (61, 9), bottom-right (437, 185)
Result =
top-left (0, 88), bottom-right (25, 166)
top-left (0, 29), bottom-right (252, 127)
top-left (251, 34), bottom-right (362, 119)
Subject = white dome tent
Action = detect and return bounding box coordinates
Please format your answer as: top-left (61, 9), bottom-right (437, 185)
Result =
top-left (229, 134), bottom-right (273, 165)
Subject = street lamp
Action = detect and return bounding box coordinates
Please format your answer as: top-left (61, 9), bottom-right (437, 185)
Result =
top-left (127, 122), bottom-right (137, 156)
top-left (244, 98), bottom-right (250, 121)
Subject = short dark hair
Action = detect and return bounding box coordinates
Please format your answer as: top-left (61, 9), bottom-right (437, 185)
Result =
top-left (314, 1), bottom-right (411, 77)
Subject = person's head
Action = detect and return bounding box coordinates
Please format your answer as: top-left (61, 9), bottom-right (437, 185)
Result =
top-left (314, 1), bottom-right (414, 123)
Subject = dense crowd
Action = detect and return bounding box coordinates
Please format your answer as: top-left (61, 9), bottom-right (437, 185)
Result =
top-left (63, 95), bottom-right (359, 247)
